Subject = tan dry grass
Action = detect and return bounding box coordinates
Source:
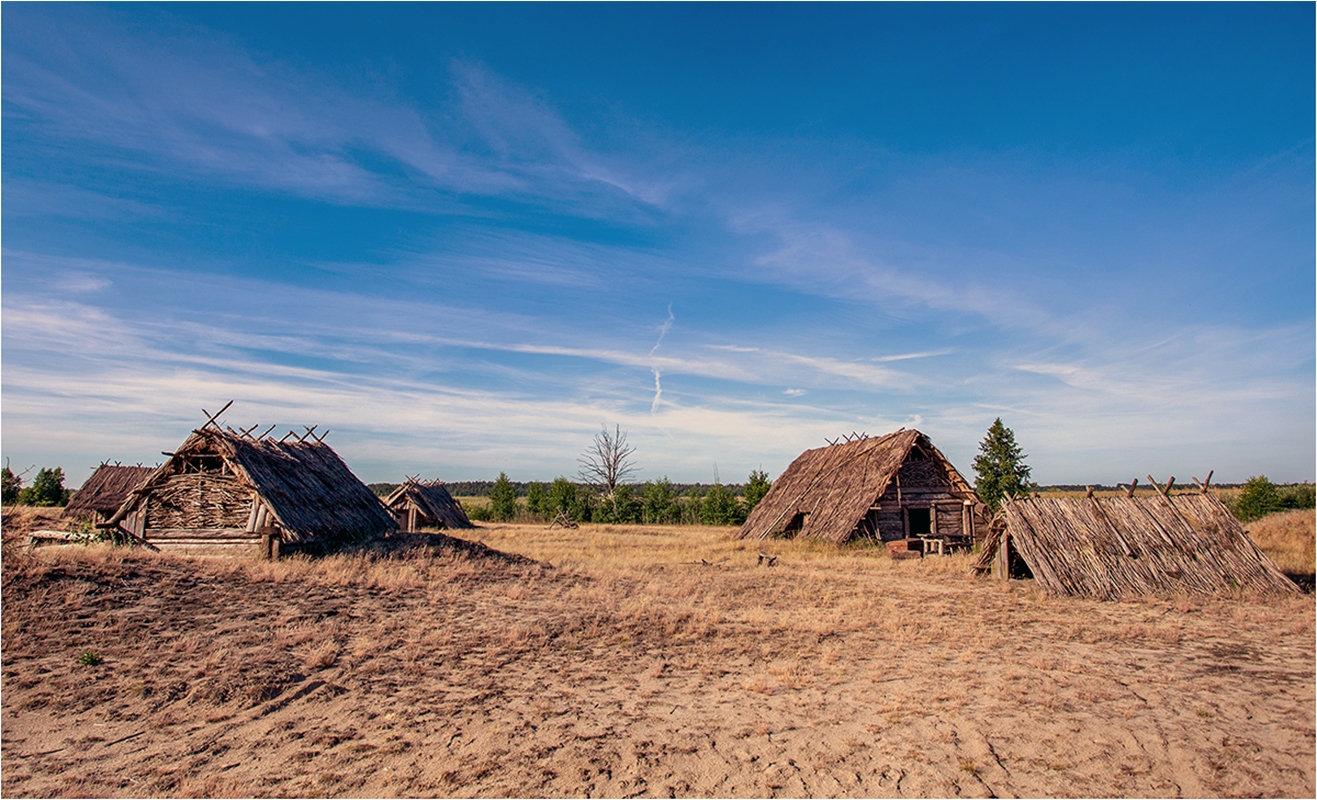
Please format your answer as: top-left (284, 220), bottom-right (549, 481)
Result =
top-left (1246, 508), bottom-right (1316, 575)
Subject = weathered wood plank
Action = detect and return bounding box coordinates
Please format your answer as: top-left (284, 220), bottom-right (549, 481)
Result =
top-left (145, 527), bottom-right (258, 540)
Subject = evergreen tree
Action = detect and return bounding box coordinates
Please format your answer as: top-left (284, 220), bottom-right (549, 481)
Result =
top-left (597, 484), bottom-right (642, 524)
top-left (488, 472), bottom-right (518, 522)
top-left (2, 467), bottom-right (21, 505)
top-left (642, 478), bottom-right (680, 524)
top-left (525, 482), bottom-right (548, 520)
top-left (679, 486), bottom-right (705, 525)
top-left (548, 477), bottom-right (588, 523)
top-left (702, 482), bottom-right (745, 525)
top-left (1234, 475), bottom-right (1280, 522)
top-left (744, 469), bottom-right (771, 511)
top-left (972, 419), bottom-right (1032, 511)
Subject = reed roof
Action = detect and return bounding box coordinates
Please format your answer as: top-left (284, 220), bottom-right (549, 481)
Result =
top-left (111, 428), bottom-right (396, 543)
top-left (972, 493), bottom-right (1299, 598)
top-left (739, 429), bottom-right (976, 543)
top-left (385, 479), bottom-right (474, 529)
top-left (63, 465), bottom-right (155, 518)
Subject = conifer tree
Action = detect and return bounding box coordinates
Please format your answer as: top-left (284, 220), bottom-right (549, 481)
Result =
top-left (1, 466), bottom-right (21, 505)
top-left (488, 472), bottom-right (518, 522)
top-left (744, 469), bottom-right (772, 511)
top-left (972, 419), bottom-right (1032, 511)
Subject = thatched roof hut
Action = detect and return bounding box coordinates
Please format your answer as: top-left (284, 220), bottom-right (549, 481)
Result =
top-left (385, 478), bottom-right (473, 532)
top-left (62, 464), bottom-right (154, 523)
top-left (740, 429), bottom-right (982, 544)
top-left (972, 492), bottom-right (1299, 598)
top-left (106, 426), bottom-right (396, 556)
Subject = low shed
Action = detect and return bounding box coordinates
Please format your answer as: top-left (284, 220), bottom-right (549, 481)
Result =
top-left (385, 478), bottom-right (474, 532)
top-left (972, 492), bottom-right (1298, 598)
top-left (740, 429), bottom-right (983, 545)
top-left (62, 464), bottom-right (155, 525)
top-left (105, 425), bottom-right (396, 556)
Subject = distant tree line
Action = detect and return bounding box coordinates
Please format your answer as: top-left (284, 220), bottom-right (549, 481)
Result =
top-left (370, 478), bottom-right (763, 502)
top-left (462, 469), bottom-right (773, 526)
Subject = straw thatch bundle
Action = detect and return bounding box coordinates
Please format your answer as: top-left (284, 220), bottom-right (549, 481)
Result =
top-left (739, 429), bottom-right (980, 544)
top-left (62, 464), bottom-right (154, 521)
top-left (107, 427), bottom-right (396, 550)
top-left (385, 478), bottom-right (474, 531)
top-left (972, 492), bottom-right (1299, 598)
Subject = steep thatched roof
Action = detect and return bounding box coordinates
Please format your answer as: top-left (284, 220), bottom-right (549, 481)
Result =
top-left (63, 465), bottom-right (155, 518)
top-left (110, 428), bottom-right (396, 543)
top-left (385, 479), bottom-right (473, 529)
top-left (739, 429), bottom-right (976, 543)
top-left (972, 493), bottom-right (1299, 598)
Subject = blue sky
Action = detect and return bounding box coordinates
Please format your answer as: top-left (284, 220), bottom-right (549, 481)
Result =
top-left (3, 3), bottom-right (1313, 487)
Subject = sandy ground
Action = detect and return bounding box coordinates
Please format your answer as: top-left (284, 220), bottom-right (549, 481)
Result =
top-left (2, 516), bottom-right (1313, 798)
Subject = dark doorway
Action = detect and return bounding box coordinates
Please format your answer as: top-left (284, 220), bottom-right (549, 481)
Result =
top-left (907, 507), bottom-right (931, 536)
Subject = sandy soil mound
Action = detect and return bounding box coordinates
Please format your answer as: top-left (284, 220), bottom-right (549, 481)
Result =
top-left (356, 530), bottom-right (542, 566)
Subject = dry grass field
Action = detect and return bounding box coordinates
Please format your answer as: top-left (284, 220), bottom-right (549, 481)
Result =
top-left (2, 507), bottom-right (1314, 798)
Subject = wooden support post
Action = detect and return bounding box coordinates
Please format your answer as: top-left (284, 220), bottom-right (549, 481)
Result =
top-left (407, 504), bottom-right (417, 534)
top-left (1126, 478), bottom-right (1138, 498)
top-left (994, 530), bottom-right (1010, 580)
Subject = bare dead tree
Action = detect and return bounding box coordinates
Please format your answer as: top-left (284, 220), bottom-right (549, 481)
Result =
top-left (578, 424), bottom-right (637, 499)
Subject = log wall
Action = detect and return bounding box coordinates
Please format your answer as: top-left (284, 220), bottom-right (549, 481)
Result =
top-left (868, 455), bottom-right (973, 541)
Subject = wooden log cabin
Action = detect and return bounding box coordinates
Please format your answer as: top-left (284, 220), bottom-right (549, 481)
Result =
top-left (739, 429), bottom-right (984, 547)
top-left (103, 423), bottom-right (396, 557)
top-left (384, 478), bottom-right (474, 532)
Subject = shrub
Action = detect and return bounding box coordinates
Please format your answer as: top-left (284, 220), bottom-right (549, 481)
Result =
top-left (17, 467), bottom-right (67, 507)
top-left (595, 484), bottom-right (642, 524)
top-left (1278, 483), bottom-right (1316, 511)
top-left (701, 483), bottom-right (746, 526)
top-left (679, 487), bottom-right (705, 525)
top-left (548, 477), bottom-right (590, 523)
top-left (642, 478), bottom-right (680, 524)
top-left (1233, 475), bottom-right (1282, 522)
top-left (78, 650), bottom-right (103, 667)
